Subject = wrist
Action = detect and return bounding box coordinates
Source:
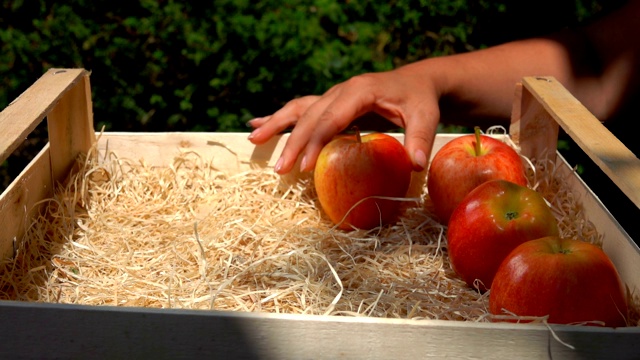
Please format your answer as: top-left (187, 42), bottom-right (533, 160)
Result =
top-left (394, 56), bottom-right (452, 99)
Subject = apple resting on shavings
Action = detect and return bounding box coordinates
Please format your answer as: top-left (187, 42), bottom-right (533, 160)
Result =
top-left (0, 136), bottom-right (637, 327)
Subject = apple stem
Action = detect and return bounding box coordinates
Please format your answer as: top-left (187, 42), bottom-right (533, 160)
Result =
top-left (353, 126), bottom-right (362, 143)
top-left (474, 126), bottom-right (482, 156)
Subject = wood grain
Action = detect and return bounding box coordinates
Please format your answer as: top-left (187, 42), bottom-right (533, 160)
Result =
top-left (515, 76), bottom-right (640, 209)
top-left (47, 72), bottom-right (96, 184)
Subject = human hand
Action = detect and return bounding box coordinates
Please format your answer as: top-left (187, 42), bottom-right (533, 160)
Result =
top-left (247, 67), bottom-right (442, 174)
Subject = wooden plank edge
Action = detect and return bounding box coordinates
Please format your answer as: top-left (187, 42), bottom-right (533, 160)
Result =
top-left (512, 76), bottom-right (640, 293)
top-left (0, 300), bottom-right (638, 360)
top-left (94, 132), bottom-right (431, 199)
top-left (0, 145), bottom-right (52, 260)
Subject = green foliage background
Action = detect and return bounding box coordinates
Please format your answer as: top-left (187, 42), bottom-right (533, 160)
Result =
top-left (1, 0), bottom-right (620, 134)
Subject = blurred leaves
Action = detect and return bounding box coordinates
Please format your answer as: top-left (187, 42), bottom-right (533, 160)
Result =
top-left (0, 0), bottom-right (621, 134)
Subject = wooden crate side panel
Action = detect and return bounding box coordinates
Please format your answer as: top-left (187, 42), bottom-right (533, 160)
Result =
top-left (97, 132), bottom-right (284, 171)
top-left (0, 68), bottom-right (95, 261)
top-left (96, 132), bottom-right (435, 199)
top-left (96, 132), bottom-right (458, 170)
top-left (0, 146), bottom-right (52, 259)
top-left (0, 301), bottom-right (639, 359)
top-left (511, 76), bottom-right (640, 295)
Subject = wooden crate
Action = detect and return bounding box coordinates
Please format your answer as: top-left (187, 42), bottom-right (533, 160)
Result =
top-left (1, 69), bottom-right (639, 359)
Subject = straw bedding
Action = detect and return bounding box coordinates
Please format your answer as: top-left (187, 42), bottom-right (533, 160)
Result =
top-left (1, 133), bottom-right (638, 326)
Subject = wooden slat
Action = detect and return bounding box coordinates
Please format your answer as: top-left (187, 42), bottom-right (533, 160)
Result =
top-left (554, 152), bottom-right (640, 294)
top-left (0, 301), bottom-right (639, 360)
top-left (0, 68), bottom-right (89, 164)
top-left (95, 132), bottom-right (428, 199)
top-left (513, 76), bottom-right (640, 209)
top-left (0, 146), bottom-right (52, 259)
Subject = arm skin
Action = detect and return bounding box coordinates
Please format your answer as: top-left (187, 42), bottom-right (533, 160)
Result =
top-left (248, 0), bottom-right (640, 175)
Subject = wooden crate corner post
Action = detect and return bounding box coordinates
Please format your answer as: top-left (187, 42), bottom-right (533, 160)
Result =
top-left (509, 76), bottom-right (560, 162)
top-left (0, 68), bottom-right (95, 260)
top-left (47, 69), bottom-right (96, 184)
top-left (511, 76), bottom-right (640, 210)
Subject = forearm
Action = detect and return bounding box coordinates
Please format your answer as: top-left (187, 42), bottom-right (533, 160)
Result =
top-left (421, 0), bottom-right (639, 126)
top-left (396, 31), bottom-right (595, 126)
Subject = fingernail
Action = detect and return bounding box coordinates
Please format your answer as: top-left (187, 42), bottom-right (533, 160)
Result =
top-left (274, 156), bottom-right (284, 173)
top-left (300, 156), bottom-right (308, 172)
top-left (245, 118), bottom-right (260, 128)
top-left (414, 149), bottom-right (427, 171)
top-left (248, 128), bottom-right (260, 141)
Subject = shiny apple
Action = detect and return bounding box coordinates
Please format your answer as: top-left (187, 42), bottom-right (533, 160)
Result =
top-left (490, 236), bottom-right (628, 327)
top-left (427, 127), bottom-right (527, 224)
top-left (314, 130), bottom-right (413, 230)
top-left (447, 179), bottom-right (559, 290)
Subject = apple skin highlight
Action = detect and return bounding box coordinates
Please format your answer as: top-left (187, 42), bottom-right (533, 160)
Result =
top-left (314, 132), bottom-right (413, 230)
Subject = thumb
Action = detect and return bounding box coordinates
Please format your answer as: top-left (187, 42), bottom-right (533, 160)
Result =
top-left (402, 105), bottom-right (440, 172)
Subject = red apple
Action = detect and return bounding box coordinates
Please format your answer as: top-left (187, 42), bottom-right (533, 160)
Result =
top-left (447, 179), bottom-right (559, 290)
top-left (489, 236), bottom-right (628, 327)
top-left (314, 130), bottom-right (413, 230)
top-left (427, 127), bottom-right (527, 224)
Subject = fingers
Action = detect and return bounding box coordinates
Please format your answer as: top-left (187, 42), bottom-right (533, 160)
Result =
top-left (247, 96), bottom-right (320, 145)
top-left (274, 85), bottom-right (372, 174)
top-left (246, 71), bottom-right (441, 175)
top-left (396, 88), bottom-right (440, 171)
top-left (402, 97), bottom-right (441, 172)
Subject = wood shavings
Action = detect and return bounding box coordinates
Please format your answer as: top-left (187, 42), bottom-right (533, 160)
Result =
top-left (0, 143), bottom-right (638, 326)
